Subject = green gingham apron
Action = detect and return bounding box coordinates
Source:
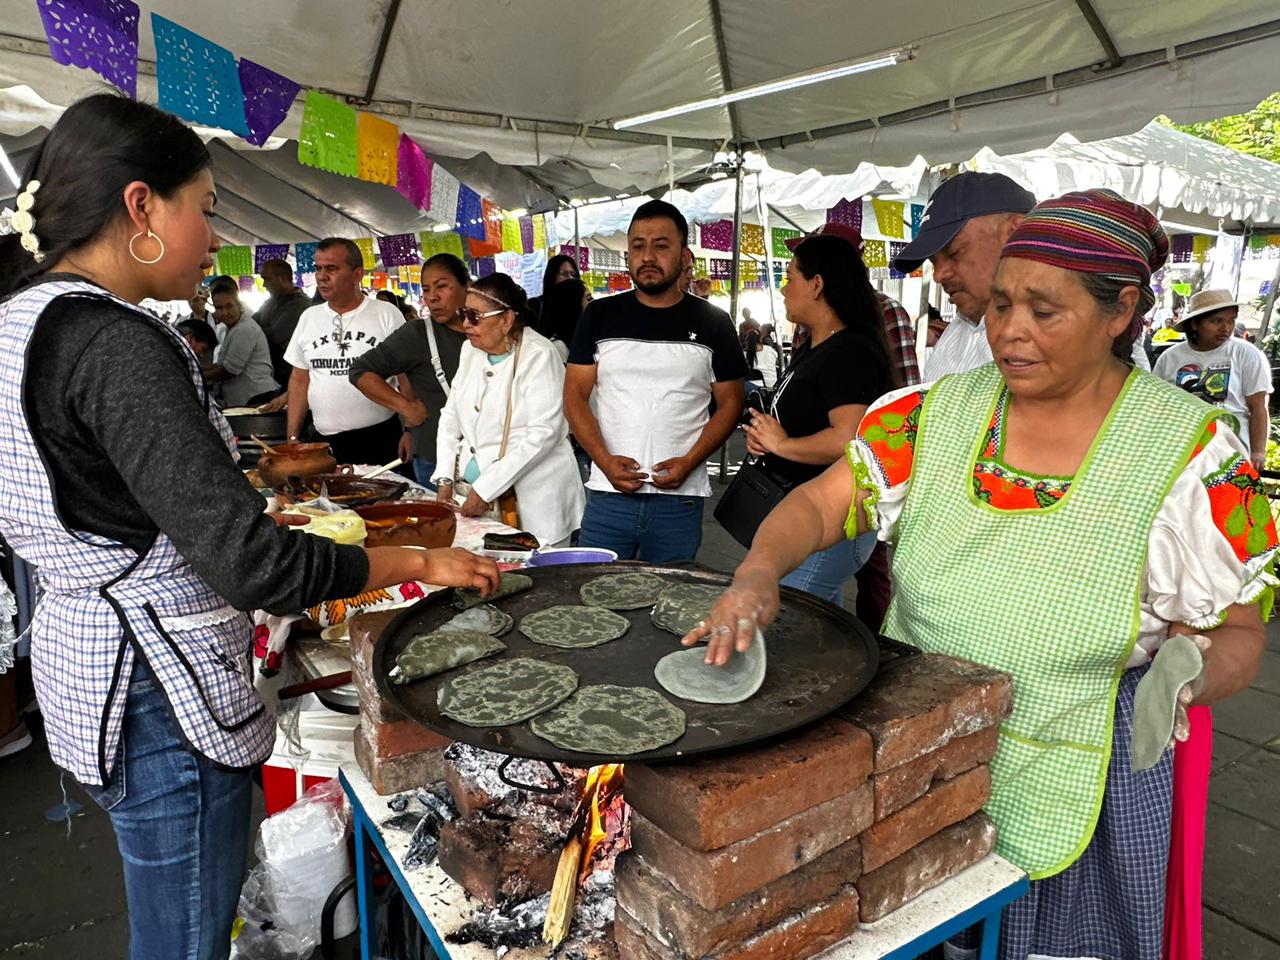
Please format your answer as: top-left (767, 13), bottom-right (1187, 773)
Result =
top-left (883, 364), bottom-right (1220, 879)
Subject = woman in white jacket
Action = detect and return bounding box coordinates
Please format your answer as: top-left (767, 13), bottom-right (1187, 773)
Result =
top-left (433, 273), bottom-right (585, 546)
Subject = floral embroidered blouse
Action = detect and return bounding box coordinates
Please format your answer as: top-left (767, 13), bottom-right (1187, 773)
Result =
top-left (852, 382), bottom-right (1279, 668)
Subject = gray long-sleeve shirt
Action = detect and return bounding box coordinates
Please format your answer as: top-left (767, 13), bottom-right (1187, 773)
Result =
top-left (347, 317), bottom-right (466, 462)
top-left (24, 289), bottom-right (368, 614)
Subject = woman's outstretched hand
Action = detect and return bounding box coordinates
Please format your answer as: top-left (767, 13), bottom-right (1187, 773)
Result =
top-left (420, 548), bottom-right (501, 594)
top-left (681, 567), bottom-right (780, 666)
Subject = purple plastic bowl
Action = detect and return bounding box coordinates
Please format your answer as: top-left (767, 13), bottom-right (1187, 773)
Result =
top-left (524, 547), bottom-right (619, 567)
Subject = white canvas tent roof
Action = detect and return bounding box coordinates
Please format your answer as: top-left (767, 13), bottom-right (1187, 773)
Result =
top-left (972, 121), bottom-right (1280, 229)
top-left (562, 122), bottom-right (1280, 244)
top-left (1, 1), bottom-right (1278, 242)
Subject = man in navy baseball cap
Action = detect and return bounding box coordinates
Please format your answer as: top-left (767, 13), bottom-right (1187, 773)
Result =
top-left (892, 172), bottom-right (1037, 379)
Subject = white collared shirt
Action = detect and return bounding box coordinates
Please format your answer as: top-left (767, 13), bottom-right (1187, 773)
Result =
top-left (923, 316), bottom-right (993, 380)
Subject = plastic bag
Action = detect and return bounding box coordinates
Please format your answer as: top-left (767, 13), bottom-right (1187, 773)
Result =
top-left (231, 779), bottom-right (355, 959)
top-left (229, 866), bottom-right (314, 960)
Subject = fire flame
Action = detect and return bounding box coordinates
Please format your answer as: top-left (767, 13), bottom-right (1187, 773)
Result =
top-left (578, 763), bottom-right (624, 883)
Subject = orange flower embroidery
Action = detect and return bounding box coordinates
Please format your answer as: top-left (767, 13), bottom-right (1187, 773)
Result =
top-left (1204, 457), bottom-right (1279, 563)
top-left (859, 390), bottom-right (924, 487)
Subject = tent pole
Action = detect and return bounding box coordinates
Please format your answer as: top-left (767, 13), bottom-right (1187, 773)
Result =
top-left (362, 0), bottom-right (404, 102)
top-left (1260, 256), bottom-right (1280, 340)
top-left (574, 206), bottom-right (581, 253)
top-left (728, 157), bottom-right (745, 325)
top-left (720, 155), bottom-right (746, 485)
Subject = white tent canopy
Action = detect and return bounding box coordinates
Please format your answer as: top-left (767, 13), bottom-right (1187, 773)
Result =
top-left (973, 122), bottom-right (1280, 229)
top-left (562, 122), bottom-right (1280, 245)
top-left (1, 0), bottom-right (1278, 204)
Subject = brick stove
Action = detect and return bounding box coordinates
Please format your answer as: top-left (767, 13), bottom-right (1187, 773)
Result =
top-left (614, 654), bottom-right (1012, 960)
top-left (350, 610), bottom-right (1014, 959)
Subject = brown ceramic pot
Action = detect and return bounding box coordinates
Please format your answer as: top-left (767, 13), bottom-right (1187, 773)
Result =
top-left (355, 502), bottom-right (458, 549)
top-left (256, 442), bottom-right (337, 488)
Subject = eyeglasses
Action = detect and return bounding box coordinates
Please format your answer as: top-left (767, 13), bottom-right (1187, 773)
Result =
top-left (458, 307), bottom-right (508, 326)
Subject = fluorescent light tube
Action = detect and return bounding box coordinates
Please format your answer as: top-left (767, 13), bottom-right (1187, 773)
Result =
top-left (0, 145), bottom-right (20, 190)
top-left (613, 48), bottom-right (913, 130)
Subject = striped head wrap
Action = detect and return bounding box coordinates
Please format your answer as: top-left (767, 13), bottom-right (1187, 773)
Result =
top-left (1001, 189), bottom-right (1168, 344)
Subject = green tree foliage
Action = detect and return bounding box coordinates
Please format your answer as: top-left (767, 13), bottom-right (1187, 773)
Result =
top-left (1159, 94), bottom-right (1280, 163)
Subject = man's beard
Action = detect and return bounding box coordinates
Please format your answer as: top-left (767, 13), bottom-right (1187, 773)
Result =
top-left (632, 267), bottom-right (678, 295)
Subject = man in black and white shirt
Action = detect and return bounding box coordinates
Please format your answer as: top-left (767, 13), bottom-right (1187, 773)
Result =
top-left (284, 238), bottom-right (405, 465)
top-left (565, 200), bottom-right (746, 562)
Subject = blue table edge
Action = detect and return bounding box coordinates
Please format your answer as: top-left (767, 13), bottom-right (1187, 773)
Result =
top-left (342, 769), bottom-right (456, 960)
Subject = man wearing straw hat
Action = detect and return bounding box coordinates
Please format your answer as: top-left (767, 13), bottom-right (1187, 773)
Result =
top-left (1154, 288), bottom-right (1272, 467)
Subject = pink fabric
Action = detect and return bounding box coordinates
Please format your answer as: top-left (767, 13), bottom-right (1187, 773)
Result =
top-left (1164, 704), bottom-right (1211, 960)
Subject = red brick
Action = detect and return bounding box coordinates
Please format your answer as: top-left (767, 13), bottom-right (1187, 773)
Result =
top-left (860, 767), bottom-right (990, 873)
top-left (629, 784), bottom-right (872, 911)
top-left (856, 813), bottom-right (997, 922)
top-left (615, 888), bottom-right (858, 960)
top-left (354, 673), bottom-right (405, 725)
top-left (350, 611), bottom-right (407, 724)
top-left (873, 726), bottom-right (1000, 820)
top-left (444, 758), bottom-right (496, 819)
top-left (348, 611), bottom-right (398, 678)
top-left (616, 839), bottom-right (860, 959)
top-left (361, 714), bottom-right (450, 760)
top-left (839, 654), bottom-right (1011, 771)
top-left (437, 814), bottom-right (562, 907)
top-left (625, 718), bottom-right (873, 851)
top-left (352, 725), bottom-right (446, 796)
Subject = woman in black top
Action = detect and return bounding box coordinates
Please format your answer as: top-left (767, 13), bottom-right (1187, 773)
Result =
top-left (0, 95), bottom-right (499, 960)
top-left (527, 253), bottom-right (581, 329)
top-left (742, 235), bottom-right (897, 604)
top-left (539, 277), bottom-right (590, 361)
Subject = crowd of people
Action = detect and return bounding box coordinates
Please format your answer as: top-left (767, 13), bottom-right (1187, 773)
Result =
top-left (0, 92), bottom-right (1274, 960)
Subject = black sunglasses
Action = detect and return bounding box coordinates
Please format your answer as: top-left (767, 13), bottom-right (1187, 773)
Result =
top-left (458, 306), bottom-right (509, 326)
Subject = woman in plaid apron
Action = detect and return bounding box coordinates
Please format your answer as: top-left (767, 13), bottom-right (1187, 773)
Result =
top-left (0, 96), bottom-right (499, 960)
top-left (692, 190), bottom-right (1273, 960)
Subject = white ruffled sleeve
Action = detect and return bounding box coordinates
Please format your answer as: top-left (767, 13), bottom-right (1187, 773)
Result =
top-left (1132, 425), bottom-right (1279, 665)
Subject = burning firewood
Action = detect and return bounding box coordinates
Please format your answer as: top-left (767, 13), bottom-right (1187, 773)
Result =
top-left (543, 764), bottom-right (625, 946)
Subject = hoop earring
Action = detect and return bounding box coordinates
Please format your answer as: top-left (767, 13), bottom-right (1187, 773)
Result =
top-left (128, 229), bottom-right (165, 266)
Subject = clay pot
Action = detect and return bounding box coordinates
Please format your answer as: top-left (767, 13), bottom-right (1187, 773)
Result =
top-left (257, 442), bottom-right (337, 488)
top-left (355, 502), bottom-right (457, 549)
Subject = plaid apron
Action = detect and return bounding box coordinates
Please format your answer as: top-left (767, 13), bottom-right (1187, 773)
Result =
top-left (0, 280), bottom-right (275, 786)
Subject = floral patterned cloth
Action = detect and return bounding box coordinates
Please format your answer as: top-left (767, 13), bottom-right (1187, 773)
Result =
top-left (853, 378), bottom-right (1279, 667)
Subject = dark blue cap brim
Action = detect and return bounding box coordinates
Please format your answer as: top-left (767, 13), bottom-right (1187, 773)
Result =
top-left (889, 218), bottom-right (966, 273)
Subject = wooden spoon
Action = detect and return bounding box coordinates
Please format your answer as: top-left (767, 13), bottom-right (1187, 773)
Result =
top-left (250, 435), bottom-right (280, 455)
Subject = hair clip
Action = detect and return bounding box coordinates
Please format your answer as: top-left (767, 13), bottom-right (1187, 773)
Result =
top-left (13, 180), bottom-right (44, 263)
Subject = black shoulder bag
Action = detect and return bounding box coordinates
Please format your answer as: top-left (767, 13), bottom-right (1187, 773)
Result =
top-left (714, 361), bottom-right (805, 548)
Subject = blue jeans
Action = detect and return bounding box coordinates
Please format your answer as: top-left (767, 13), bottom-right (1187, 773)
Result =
top-left (578, 489), bottom-right (704, 563)
top-left (85, 665), bottom-right (253, 960)
top-left (413, 457), bottom-right (438, 491)
top-left (780, 530), bottom-right (877, 606)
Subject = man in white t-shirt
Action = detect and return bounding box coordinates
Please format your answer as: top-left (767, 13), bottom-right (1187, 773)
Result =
top-left (284, 238), bottom-right (406, 466)
top-left (1154, 288), bottom-right (1273, 465)
top-left (891, 173), bottom-right (1038, 379)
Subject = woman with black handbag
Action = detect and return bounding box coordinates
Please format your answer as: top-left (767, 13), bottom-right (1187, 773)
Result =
top-left (731, 233), bottom-right (897, 604)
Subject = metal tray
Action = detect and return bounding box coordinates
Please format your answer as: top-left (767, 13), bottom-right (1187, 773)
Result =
top-left (372, 563), bottom-right (879, 768)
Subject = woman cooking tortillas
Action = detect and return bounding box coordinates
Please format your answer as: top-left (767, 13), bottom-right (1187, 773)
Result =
top-left (687, 190), bottom-right (1274, 960)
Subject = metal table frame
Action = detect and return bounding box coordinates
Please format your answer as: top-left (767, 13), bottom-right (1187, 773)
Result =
top-left (339, 763), bottom-right (1028, 960)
